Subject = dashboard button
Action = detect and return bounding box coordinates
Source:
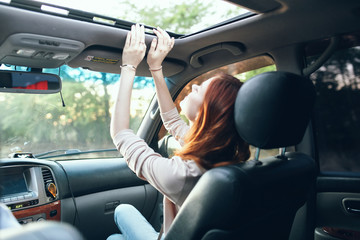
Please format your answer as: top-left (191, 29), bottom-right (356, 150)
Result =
top-left (18, 196), bottom-right (25, 200)
top-left (24, 194), bottom-right (32, 199)
top-left (50, 210), bottom-right (57, 217)
top-left (3, 198), bottom-right (10, 203)
top-left (10, 197), bottom-right (18, 201)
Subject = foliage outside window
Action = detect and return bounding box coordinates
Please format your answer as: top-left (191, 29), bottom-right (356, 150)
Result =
top-left (38, 0), bottom-right (250, 35)
top-left (0, 65), bottom-right (155, 159)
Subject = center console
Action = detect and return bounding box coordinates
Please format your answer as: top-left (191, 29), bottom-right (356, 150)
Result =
top-left (0, 165), bottom-right (60, 223)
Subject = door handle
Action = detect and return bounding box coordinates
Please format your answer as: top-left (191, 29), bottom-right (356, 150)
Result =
top-left (342, 198), bottom-right (360, 215)
top-left (346, 207), bottom-right (360, 214)
top-left (190, 42), bottom-right (245, 68)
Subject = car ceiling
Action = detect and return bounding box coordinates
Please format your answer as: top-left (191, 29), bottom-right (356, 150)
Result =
top-left (0, 0), bottom-right (359, 78)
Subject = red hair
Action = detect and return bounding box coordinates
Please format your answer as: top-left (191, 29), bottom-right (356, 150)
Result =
top-left (176, 73), bottom-right (250, 169)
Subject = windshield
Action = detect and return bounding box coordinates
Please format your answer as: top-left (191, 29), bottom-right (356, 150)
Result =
top-left (0, 65), bottom-right (155, 159)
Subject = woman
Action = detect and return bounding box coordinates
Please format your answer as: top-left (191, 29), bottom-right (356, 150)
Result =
top-left (109, 24), bottom-right (250, 240)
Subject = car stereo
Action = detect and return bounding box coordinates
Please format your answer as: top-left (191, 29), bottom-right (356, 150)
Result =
top-left (0, 166), bottom-right (39, 210)
top-left (0, 165), bottom-right (56, 211)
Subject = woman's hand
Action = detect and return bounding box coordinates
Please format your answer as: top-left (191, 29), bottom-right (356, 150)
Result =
top-left (147, 27), bottom-right (175, 69)
top-left (122, 24), bottom-right (146, 68)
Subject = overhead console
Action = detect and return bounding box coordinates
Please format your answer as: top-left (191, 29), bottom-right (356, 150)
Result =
top-left (0, 33), bottom-right (85, 68)
top-left (0, 165), bottom-right (60, 223)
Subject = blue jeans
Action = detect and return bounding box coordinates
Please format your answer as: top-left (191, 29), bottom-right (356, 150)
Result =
top-left (107, 204), bottom-right (163, 240)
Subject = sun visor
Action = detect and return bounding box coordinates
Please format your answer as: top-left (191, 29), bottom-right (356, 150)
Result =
top-left (68, 46), bottom-right (185, 76)
top-left (0, 33), bottom-right (85, 68)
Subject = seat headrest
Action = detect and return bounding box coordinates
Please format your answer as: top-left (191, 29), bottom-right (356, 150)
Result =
top-left (234, 71), bottom-right (315, 149)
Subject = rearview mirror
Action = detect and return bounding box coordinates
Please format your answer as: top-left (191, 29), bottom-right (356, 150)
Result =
top-left (0, 70), bottom-right (61, 94)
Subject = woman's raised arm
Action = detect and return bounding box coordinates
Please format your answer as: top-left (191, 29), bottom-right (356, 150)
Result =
top-left (110, 24), bottom-right (146, 138)
top-left (147, 27), bottom-right (175, 114)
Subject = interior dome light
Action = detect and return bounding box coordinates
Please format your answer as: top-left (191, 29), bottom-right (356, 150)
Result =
top-left (52, 53), bottom-right (69, 60)
top-left (16, 49), bottom-right (36, 57)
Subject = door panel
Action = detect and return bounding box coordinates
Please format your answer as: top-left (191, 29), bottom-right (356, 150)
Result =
top-left (315, 175), bottom-right (360, 239)
top-left (317, 192), bottom-right (360, 231)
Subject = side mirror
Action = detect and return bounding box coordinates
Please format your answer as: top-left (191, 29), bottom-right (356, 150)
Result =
top-left (0, 70), bottom-right (61, 94)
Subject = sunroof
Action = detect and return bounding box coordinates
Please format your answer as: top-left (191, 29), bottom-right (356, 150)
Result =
top-left (33, 0), bottom-right (252, 35)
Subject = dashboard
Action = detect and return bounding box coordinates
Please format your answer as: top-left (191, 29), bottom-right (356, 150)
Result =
top-left (0, 157), bottom-right (157, 240)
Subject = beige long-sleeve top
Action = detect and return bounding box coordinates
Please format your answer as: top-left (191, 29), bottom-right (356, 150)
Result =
top-left (113, 108), bottom-right (205, 235)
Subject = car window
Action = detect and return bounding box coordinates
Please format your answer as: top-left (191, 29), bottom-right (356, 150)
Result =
top-left (35, 0), bottom-right (252, 36)
top-left (309, 45), bottom-right (360, 172)
top-left (158, 55), bottom-right (284, 160)
top-left (0, 65), bottom-right (155, 159)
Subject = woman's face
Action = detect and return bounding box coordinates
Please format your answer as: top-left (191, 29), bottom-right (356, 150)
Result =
top-left (180, 78), bottom-right (213, 122)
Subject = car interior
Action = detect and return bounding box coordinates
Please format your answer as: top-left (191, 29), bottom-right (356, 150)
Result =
top-left (0, 0), bottom-right (360, 240)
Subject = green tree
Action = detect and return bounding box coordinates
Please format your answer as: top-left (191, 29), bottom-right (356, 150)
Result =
top-left (114, 0), bottom-right (245, 35)
top-left (235, 65), bottom-right (277, 82)
top-left (125, 1), bottom-right (209, 34)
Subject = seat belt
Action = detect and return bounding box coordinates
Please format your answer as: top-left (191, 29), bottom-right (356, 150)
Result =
top-left (157, 224), bottom-right (164, 240)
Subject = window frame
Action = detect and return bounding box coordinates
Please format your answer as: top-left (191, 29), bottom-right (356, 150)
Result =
top-left (157, 55), bottom-right (285, 160)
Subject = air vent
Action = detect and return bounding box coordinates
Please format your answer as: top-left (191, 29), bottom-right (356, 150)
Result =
top-left (41, 167), bottom-right (57, 199)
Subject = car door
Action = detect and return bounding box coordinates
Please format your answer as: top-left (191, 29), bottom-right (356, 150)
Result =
top-left (302, 35), bottom-right (360, 240)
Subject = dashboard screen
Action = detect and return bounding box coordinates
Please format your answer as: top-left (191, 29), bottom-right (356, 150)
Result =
top-left (0, 169), bottom-right (28, 196)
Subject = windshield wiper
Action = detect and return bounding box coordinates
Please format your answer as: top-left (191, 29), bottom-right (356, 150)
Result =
top-left (35, 148), bottom-right (118, 159)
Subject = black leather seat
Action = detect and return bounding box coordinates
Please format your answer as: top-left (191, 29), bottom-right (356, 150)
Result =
top-left (164, 71), bottom-right (317, 240)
